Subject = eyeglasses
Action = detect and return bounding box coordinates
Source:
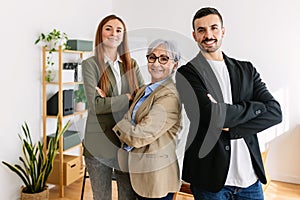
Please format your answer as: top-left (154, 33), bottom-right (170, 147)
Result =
top-left (146, 53), bottom-right (173, 64)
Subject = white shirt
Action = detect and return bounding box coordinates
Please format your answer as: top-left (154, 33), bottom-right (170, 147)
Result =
top-left (207, 59), bottom-right (257, 188)
top-left (104, 55), bottom-right (122, 95)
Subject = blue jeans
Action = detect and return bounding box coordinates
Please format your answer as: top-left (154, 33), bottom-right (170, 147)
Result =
top-left (137, 193), bottom-right (174, 200)
top-left (190, 180), bottom-right (264, 200)
top-left (85, 156), bottom-right (137, 200)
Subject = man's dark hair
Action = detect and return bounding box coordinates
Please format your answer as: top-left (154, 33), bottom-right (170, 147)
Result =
top-left (192, 7), bottom-right (223, 30)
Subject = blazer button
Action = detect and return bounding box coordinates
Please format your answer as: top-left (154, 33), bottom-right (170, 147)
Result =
top-left (255, 110), bottom-right (261, 115)
top-left (225, 145), bottom-right (230, 151)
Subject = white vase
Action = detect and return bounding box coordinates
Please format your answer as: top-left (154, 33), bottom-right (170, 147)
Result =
top-left (46, 39), bottom-right (66, 50)
top-left (75, 102), bottom-right (86, 112)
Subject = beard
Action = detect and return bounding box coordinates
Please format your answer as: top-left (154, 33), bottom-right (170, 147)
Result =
top-left (199, 38), bottom-right (222, 53)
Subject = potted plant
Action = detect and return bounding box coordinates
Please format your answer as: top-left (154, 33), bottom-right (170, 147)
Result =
top-left (74, 84), bottom-right (87, 112)
top-left (34, 29), bottom-right (69, 82)
top-left (34, 28), bottom-right (69, 51)
top-left (2, 117), bottom-right (69, 200)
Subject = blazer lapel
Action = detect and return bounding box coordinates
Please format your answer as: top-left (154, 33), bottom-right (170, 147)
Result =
top-left (105, 62), bottom-right (119, 96)
top-left (134, 79), bottom-right (173, 123)
top-left (128, 85), bottom-right (147, 122)
top-left (119, 62), bottom-right (128, 94)
top-left (190, 53), bottom-right (228, 158)
top-left (190, 52), bottom-right (224, 103)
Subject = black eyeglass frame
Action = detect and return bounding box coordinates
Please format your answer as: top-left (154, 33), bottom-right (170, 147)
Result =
top-left (146, 54), bottom-right (174, 64)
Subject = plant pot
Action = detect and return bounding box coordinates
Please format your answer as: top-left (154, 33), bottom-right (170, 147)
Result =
top-left (47, 39), bottom-right (67, 50)
top-left (20, 186), bottom-right (49, 200)
top-left (75, 102), bottom-right (86, 112)
top-left (46, 69), bottom-right (56, 82)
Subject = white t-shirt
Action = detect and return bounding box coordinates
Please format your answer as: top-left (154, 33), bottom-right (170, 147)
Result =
top-left (207, 59), bottom-right (257, 188)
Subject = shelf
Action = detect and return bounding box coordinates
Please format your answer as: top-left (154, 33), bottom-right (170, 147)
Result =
top-left (46, 81), bottom-right (84, 85)
top-left (45, 49), bottom-right (92, 54)
top-left (64, 49), bottom-right (92, 54)
top-left (42, 45), bottom-right (88, 197)
top-left (63, 143), bottom-right (82, 153)
top-left (46, 110), bottom-right (87, 119)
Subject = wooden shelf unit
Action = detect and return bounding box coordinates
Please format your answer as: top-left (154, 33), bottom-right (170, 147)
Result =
top-left (42, 46), bottom-right (90, 197)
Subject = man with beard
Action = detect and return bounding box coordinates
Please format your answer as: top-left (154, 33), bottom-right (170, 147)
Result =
top-left (175, 7), bottom-right (282, 200)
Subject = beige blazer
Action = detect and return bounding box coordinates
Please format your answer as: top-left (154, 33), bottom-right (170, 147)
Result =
top-left (113, 78), bottom-right (182, 198)
top-left (82, 56), bottom-right (144, 159)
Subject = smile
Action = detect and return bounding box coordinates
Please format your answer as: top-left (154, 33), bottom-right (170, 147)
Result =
top-left (203, 39), bottom-right (217, 45)
top-left (107, 37), bottom-right (119, 42)
top-left (151, 68), bottom-right (164, 73)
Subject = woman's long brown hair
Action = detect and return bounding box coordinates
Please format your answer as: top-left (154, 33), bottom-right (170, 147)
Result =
top-left (94, 14), bottom-right (140, 96)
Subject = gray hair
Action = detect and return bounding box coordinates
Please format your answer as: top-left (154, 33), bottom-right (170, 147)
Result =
top-left (147, 39), bottom-right (181, 62)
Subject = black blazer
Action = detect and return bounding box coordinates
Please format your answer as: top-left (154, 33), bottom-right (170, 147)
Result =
top-left (175, 52), bottom-right (282, 192)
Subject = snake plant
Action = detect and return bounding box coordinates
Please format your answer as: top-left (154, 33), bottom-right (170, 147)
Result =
top-left (2, 117), bottom-right (69, 193)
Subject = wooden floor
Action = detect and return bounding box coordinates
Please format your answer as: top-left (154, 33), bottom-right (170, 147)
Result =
top-left (49, 178), bottom-right (300, 200)
top-left (49, 178), bottom-right (117, 200)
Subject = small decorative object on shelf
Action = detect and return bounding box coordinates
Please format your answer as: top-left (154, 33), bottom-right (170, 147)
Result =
top-left (63, 62), bottom-right (82, 82)
top-left (74, 84), bottom-right (87, 112)
top-left (67, 39), bottom-right (93, 51)
top-left (34, 29), bottom-right (69, 51)
top-left (35, 29), bottom-right (69, 82)
top-left (47, 89), bottom-right (74, 116)
top-left (2, 117), bottom-right (70, 200)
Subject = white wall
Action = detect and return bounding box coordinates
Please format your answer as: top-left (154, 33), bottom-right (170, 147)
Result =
top-left (268, 125), bottom-right (300, 184)
top-left (1, 1), bottom-right (300, 199)
top-left (113, 0), bottom-right (300, 183)
top-left (0, 0), bottom-right (112, 199)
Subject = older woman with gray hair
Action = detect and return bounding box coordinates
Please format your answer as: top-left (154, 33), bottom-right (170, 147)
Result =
top-left (113, 39), bottom-right (182, 200)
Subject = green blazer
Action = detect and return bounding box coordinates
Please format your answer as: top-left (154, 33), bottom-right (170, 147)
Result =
top-left (113, 78), bottom-right (182, 198)
top-left (82, 56), bottom-right (144, 159)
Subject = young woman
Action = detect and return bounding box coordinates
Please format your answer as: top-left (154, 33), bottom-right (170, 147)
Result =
top-left (113, 39), bottom-right (182, 200)
top-left (82, 14), bottom-right (144, 200)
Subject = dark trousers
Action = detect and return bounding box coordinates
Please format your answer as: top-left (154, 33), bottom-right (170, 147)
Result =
top-left (85, 156), bottom-right (136, 200)
top-left (190, 180), bottom-right (264, 200)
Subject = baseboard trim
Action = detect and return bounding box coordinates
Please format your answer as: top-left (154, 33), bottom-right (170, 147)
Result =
top-left (270, 174), bottom-right (300, 184)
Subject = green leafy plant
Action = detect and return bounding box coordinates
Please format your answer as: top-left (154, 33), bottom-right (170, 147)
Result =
top-left (45, 69), bottom-right (54, 82)
top-left (34, 29), bottom-right (69, 82)
top-left (2, 117), bottom-right (69, 193)
top-left (74, 84), bottom-right (87, 104)
top-left (34, 29), bottom-right (69, 51)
